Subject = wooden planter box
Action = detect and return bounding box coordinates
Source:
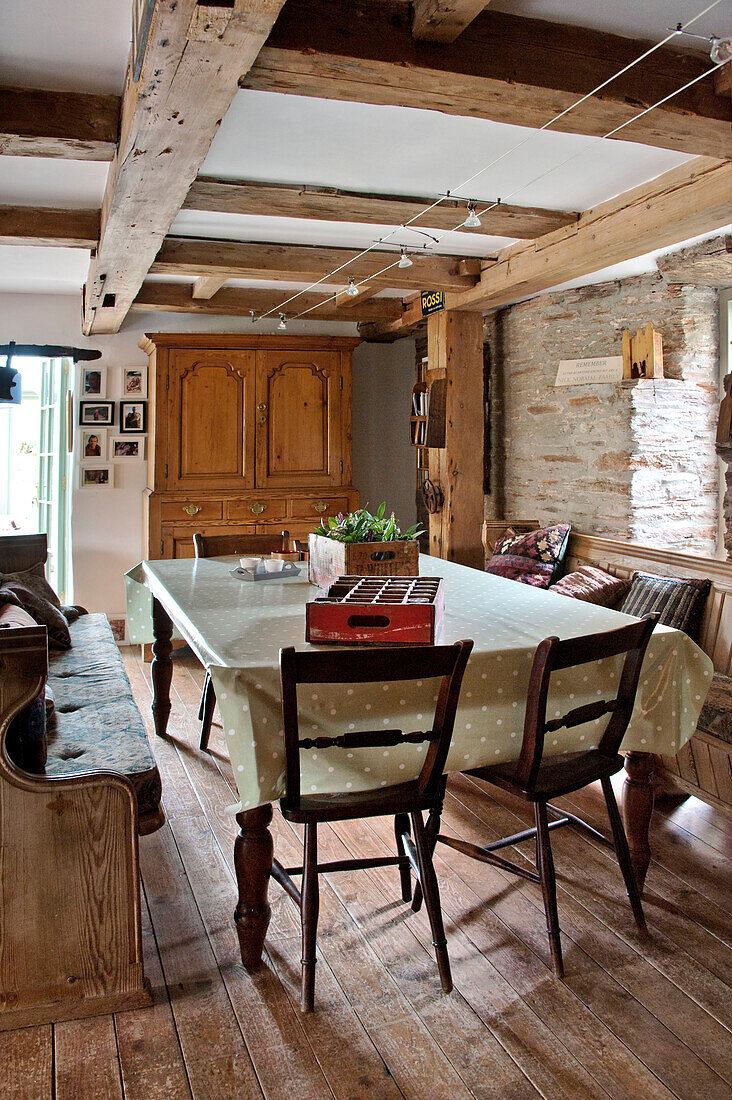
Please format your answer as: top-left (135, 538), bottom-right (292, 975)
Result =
top-left (308, 533), bottom-right (420, 589)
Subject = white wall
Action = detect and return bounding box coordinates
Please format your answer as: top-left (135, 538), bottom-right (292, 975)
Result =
top-left (352, 338), bottom-right (417, 532)
top-left (0, 292), bottom-right (415, 617)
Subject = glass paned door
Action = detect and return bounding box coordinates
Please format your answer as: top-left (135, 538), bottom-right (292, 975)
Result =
top-left (37, 358), bottom-right (72, 600)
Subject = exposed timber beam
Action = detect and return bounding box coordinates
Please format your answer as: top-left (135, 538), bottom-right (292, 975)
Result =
top-left (192, 275), bottom-right (228, 299)
top-left (0, 205), bottom-right (100, 248)
top-left (412, 1), bottom-right (489, 43)
top-left (361, 157), bottom-right (732, 338)
top-left (83, 0), bottom-right (287, 336)
top-left (131, 281), bottom-right (403, 322)
top-left (0, 86), bottom-right (119, 160)
top-left (184, 177), bottom-right (576, 239)
top-left (244, 1), bottom-right (731, 158)
top-left (150, 237), bottom-right (482, 291)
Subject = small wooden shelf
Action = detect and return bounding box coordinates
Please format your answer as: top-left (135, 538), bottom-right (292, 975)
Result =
top-left (410, 379), bottom-right (446, 449)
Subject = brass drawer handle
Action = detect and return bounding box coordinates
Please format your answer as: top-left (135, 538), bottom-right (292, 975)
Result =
top-left (183, 504), bottom-right (201, 516)
top-left (312, 500), bottom-right (328, 513)
top-left (250, 503), bottom-right (266, 514)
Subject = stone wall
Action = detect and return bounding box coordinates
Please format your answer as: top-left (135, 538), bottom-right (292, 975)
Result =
top-left (485, 275), bottom-right (720, 555)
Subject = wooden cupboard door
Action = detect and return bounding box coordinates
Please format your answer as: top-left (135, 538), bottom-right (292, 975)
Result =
top-left (255, 351), bottom-right (343, 488)
top-left (166, 349), bottom-right (256, 490)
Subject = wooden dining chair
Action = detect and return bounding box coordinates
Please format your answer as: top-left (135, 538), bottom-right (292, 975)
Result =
top-left (438, 614), bottom-right (657, 978)
top-left (193, 530), bottom-right (290, 751)
top-left (274, 639), bottom-right (473, 1012)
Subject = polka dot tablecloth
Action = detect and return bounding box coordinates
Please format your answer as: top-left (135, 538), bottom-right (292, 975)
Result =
top-left (125, 555), bottom-right (713, 814)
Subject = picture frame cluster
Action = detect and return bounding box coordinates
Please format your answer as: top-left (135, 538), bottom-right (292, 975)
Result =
top-left (78, 363), bottom-right (148, 488)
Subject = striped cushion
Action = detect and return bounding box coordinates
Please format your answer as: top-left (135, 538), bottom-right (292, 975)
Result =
top-left (620, 571), bottom-right (711, 640)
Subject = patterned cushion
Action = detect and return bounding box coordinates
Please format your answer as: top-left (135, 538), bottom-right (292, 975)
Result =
top-left (551, 566), bottom-right (630, 608)
top-left (697, 672), bottom-right (732, 746)
top-left (0, 564), bottom-right (71, 650)
top-left (47, 614), bottom-right (162, 824)
top-left (1, 603), bottom-right (48, 772)
top-left (485, 523), bottom-right (571, 588)
top-left (620, 571), bottom-right (711, 640)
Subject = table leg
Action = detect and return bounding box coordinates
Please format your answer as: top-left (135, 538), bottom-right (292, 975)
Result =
top-left (151, 597), bottom-right (173, 738)
top-left (234, 803), bottom-right (273, 969)
top-left (622, 751), bottom-right (655, 892)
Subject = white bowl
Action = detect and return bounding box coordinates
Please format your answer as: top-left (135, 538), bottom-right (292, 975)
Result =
top-left (239, 556), bottom-right (261, 572)
top-left (264, 558), bottom-right (284, 572)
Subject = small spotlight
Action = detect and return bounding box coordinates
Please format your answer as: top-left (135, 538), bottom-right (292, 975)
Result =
top-left (278, 314), bottom-right (287, 330)
top-left (346, 277), bottom-right (359, 297)
top-left (462, 201), bottom-right (481, 228)
top-left (398, 248), bottom-right (413, 269)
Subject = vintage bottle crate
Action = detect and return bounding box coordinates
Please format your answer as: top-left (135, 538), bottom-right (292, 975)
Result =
top-left (308, 533), bottom-right (419, 590)
top-left (306, 575), bottom-right (443, 645)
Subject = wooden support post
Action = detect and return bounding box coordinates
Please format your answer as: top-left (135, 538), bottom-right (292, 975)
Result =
top-left (426, 310), bottom-right (485, 569)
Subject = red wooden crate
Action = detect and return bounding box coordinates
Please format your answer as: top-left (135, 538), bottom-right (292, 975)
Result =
top-left (305, 575), bottom-right (444, 645)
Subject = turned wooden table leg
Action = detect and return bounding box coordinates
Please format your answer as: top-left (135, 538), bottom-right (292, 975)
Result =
top-left (234, 803), bottom-right (273, 969)
top-left (151, 597), bottom-right (173, 738)
top-left (622, 751), bottom-right (655, 892)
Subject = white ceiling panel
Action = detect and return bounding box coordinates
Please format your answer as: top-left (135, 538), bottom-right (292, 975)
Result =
top-left (0, 0), bottom-right (130, 94)
top-left (0, 245), bottom-right (89, 293)
top-left (202, 92), bottom-right (692, 215)
top-left (0, 157), bottom-right (109, 208)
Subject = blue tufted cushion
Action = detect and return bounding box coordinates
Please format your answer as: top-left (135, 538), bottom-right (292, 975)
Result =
top-left (47, 614), bottom-right (162, 822)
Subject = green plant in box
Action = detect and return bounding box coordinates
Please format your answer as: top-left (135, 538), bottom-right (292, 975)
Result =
top-left (315, 502), bottom-right (423, 546)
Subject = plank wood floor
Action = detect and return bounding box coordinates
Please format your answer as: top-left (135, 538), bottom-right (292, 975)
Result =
top-left (3, 647), bottom-right (731, 1100)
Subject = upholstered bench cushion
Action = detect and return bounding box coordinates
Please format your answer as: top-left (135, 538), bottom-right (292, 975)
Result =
top-left (697, 672), bottom-right (732, 747)
top-left (47, 614), bottom-right (162, 825)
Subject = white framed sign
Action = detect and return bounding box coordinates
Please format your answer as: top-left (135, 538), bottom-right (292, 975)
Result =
top-left (554, 356), bottom-right (623, 387)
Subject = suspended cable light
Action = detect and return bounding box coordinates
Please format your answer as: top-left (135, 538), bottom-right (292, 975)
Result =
top-left (398, 247), bottom-right (413, 269)
top-left (462, 201), bottom-right (481, 228)
top-left (278, 314), bottom-right (287, 330)
top-left (346, 277), bottom-right (360, 296)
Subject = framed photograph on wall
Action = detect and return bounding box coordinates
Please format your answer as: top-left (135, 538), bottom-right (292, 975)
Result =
top-left (81, 428), bottom-right (106, 459)
top-left (109, 435), bottom-right (144, 460)
top-left (81, 366), bottom-right (106, 398)
top-left (119, 400), bottom-right (147, 433)
top-left (80, 464), bottom-right (114, 489)
top-left (122, 366), bottom-right (147, 397)
top-left (79, 400), bottom-right (115, 426)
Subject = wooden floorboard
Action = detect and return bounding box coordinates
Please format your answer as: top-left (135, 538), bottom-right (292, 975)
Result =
top-left (17, 648), bottom-right (730, 1100)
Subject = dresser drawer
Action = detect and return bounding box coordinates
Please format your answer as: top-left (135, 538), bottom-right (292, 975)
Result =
top-left (161, 500), bottom-right (222, 523)
top-left (290, 495), bottom-right (351, 521)
top-left (227, 497), bottom-right (288, 522)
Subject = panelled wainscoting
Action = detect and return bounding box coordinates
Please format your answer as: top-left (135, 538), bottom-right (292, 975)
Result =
top-left (3, 648), bottom-right (730, 1099)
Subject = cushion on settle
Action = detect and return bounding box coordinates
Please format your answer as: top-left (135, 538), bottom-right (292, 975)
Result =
top-left (46, 613), bottom-right (162, 822)
top-left (619, 571), bottom-right (711, 641)
top-left (551, 565), bottom-right (631, 608)
top-left (485, 523), bottom-right (571, 588)
top-left (696, 672), bottom-right (732, 747)
top-left (0, 603), bottom-right (48, 773)
top-left (0, 563), bottom-right (71, 649)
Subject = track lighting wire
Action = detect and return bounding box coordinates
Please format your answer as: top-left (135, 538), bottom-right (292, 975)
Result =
top-left (256, 0), bottom-right (724, 323)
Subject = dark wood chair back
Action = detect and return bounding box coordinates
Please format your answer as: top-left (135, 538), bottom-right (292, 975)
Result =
top-left (193, 530), bottom-right (290, 558)
top-left (517, 614), bottom-right (657, 790)
top-left (279, 640), bottom-right (473, 810)
top-left (0, 533), bottom-right (47, 574)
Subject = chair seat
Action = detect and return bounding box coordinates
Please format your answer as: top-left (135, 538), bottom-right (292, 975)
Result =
top-left (469, 749), bottom-right (624, 801)
top-left (281, 780), bottom-right (436, 824)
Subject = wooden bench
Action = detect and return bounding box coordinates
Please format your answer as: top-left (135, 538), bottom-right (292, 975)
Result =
top-left (483, 522), bottom-right (732, 885)
top-left (0, 534), bottom-right (162, 1030)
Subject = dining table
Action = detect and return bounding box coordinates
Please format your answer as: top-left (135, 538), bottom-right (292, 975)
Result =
top-left (125, 553), bottom-right (712, 969)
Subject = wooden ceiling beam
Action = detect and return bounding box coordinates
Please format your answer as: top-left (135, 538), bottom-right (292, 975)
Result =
top-left (412, 1), bottom-right (489, 43)
top-left (0, 205), bottom-right (100, 248)
top-left (131, 281), bottom-right (404, 322)
top-left (361, 157), bottom-right (732, 338)
top-left (184, 177), bottom-right (577, 239)
top-left (192, 275), bottom-right (229, 300)
top-left (82, 0), bottom-right (287, 335)
top-left (0, 86), bottom-right (119, 160)
top-left (150, 236), bottom-right (482, 291)
top-left (244, 1), bottom-right (731, 158)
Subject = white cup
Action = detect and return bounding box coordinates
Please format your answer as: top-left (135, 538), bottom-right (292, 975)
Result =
top-left (264, 558), bottom-right (284, 572)
top-left (239, 556), bottom-right (261, 572)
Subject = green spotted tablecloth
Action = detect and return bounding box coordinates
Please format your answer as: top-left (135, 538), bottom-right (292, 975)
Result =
top-left (125, 555), bottom-right (712, 813)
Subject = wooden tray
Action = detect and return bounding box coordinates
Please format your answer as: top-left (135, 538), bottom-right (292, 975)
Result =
top-left (306, 575), bottom-right (443, 645)
top-left (230, 563), bottom-right (301, 582)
